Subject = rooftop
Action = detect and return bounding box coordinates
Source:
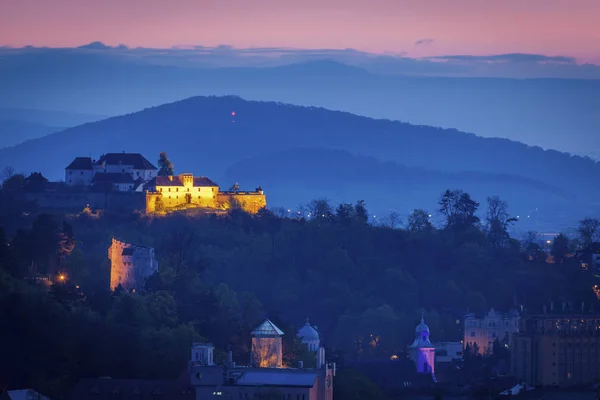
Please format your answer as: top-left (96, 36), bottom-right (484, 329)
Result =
top-left (96, 153), bottom-right (157, 170)
top-left (147, 175), bottom-right (218, 187)
top-left (66, 157), bottom-right (93, 170)
top-left (68, 378), bottom-right (193, 400)
top-left (234, 370), bottom-right (317, 388)
top-left (252, 319), bottom-right (285, 337)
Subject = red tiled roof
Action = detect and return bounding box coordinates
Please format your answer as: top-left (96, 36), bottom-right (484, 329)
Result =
top-left (66, 157), bottom-right (93, 170)
top-left (147, 176), bottom-right (218, 187)
top-left (96, 153), bottom-right (157, 170)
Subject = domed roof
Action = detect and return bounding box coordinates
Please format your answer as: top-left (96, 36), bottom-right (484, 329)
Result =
top-left (297, 319), bottom-right (320, 342)
top-left (415, 315), bottom-right (430, 333)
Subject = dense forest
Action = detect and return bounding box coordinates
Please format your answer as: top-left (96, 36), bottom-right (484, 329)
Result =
top-left (1, 176), bottom-right (599, 398)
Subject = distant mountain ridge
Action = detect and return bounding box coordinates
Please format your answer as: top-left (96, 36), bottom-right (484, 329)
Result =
top-left (1, 49), bottom-right (598, 158)
top-left (0, 95), bottom-right (597, 228)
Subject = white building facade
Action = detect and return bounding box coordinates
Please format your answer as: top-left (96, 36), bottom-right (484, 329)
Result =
top-left (65, 153), bottom-right (157, 192)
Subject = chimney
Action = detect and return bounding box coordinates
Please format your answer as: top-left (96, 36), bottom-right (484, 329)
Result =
top-left (550, 302), bottom-right (554, 312)
top-left (317, 347), bottom-right (325, 369)
top-left (543, 305), bottom-right (547, 314)
top-left (298, 361), bottom-right (304, 369)
top-left (228, 349), bottom-right (233, 364)
top-left (582, 302), bottom-right (585, 312)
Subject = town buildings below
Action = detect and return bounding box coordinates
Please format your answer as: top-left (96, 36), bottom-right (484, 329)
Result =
top-left (464, 307), bottom-right (520, 355)
top-left (511, 310), bottom-right (600, 387)
top-left (190, 319), bottom-right (334, 400)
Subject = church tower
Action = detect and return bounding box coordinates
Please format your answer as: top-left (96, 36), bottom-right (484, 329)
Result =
top-left (408, 314), bottom-right (436, 376)
top-left (251, 319), bottom-right (284, 368)
top-left (297, 318), bottom-right (320, 352)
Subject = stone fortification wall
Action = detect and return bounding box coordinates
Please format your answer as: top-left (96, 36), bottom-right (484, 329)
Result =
top-left (146, 190), bottom-right (266, 214)
top-left (26, 192), bottom-right (146, 213)
top-left (108, 238), bottom-right (158, 291)
top-left (217, 191), bottom-right (267, 214)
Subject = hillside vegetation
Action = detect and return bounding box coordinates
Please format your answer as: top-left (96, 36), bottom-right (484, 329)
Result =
top-left (1, 184), bottom-right (598, 397)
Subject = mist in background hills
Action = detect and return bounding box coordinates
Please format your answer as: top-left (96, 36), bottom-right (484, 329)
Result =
top-left (1, 95), bottom-right (597, 233)
top-left (1, 44), bottom-right (599, 159)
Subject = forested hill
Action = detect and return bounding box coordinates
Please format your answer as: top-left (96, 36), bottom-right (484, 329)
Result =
top-left (0, 195), bottom-right (598, 398)
top-left (1, 95), bottom-right (597, 193)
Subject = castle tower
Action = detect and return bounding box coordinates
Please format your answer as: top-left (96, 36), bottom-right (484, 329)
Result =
top-left (297, 318), bottom-right (320, 352)
top-left (108, 238), bottom-right (158, 291)
top-left (408, 314), bottom-right (436, 375)
top-left (251, 319), bottom-right (284, 368)
top-left (179, 173), bottom-right (194, 189)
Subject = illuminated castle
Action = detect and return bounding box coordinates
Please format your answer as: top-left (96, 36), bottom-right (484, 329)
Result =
top-left (145, 173), bottom-right (267, 214)
top-left (108, 238), bottom-right (158, 291)
top-left (64, 152), bottom-right (267, 214)
top-left (408, 314), bottom-right (436, 379)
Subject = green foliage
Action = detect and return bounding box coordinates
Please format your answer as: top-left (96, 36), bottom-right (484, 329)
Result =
top-left (334, 368), bottom-right (387, 400)
top-left (157, 152), bottom-right (174, 176)
top-left (0, 189), bottom-right (597, 397)
top-left (551, 233), bottom-right (570, 264)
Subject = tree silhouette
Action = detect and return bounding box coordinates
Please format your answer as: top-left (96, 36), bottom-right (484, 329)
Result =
top-left (578, 218), bottom-right (600, 250)
top-left (407, 209), bottom-right (433, 234)
top-left (157, 152), bottom-right (174, 176)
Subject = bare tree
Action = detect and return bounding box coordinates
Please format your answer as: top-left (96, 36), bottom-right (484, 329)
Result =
top-left (382, 211), bottom-right (402, 229)
top-left (486, 196), bottom-right (517, 248)
top-left (578, 218), bottom-right (600, 249)
top-left (307, 198), bottom-right (333, 220)
top-left (2, 166), bottom-right (15, 181)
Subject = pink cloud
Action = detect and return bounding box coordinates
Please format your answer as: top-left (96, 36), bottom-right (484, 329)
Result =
top-left (1, 0), bottom-right (598, 61)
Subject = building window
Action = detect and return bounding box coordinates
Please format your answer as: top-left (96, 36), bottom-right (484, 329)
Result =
top-left (137, 171), bottom-right (140, 176)
top-left (69, 171), bottom-right (72, 175)
top-left (122, 169), bottom-right (125, 172)
top-left (176, 188), bottom-right (179, 192)
top-left (212, 188), bottom-right (215, 192)
top-left (168, 188), bottom-right (171, 192)
top-left (80, 171), bottom-right (83, 175)
top-left (159, 188), bottom-right (162, 192)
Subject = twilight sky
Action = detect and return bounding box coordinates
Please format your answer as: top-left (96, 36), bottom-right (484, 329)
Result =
top-left (2, 0), bottom-right (599, 63)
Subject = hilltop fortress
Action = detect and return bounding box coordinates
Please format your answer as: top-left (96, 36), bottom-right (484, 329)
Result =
top-left (59, 152), bottom-right (267, 214)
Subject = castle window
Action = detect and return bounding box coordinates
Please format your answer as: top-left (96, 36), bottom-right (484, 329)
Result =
top-left (80, 171), bottom-right (83, 175)
top-left (198, 188), bottom-right (201, 192)
top-left (137, 171), bottom-right (140, 176)
top-left (168, 188), bottom-right (171, 192)
top-left (122, 169), bottom-right (125, 172)
top-left (198, 196), bottom-right (201, 199)
top-left (212, 188), bottom-right (215, 192)
top-left (176, 188), bottom-right (179, 192)
top-left (69, 171), bottom-right (72, 175)
top-left (169, 196), bottom-right (171, 199)
top-left (159, 188), bottom-right (162, 192)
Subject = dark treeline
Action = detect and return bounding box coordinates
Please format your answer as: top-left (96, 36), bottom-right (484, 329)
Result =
top-left (0, 184), bottom-right (599, 398)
